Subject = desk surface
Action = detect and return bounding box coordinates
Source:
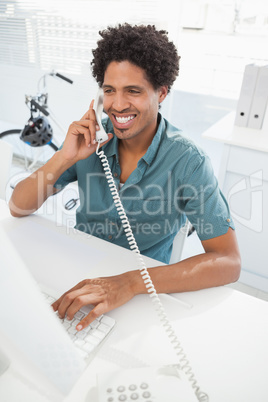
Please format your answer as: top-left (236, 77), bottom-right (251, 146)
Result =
top-left (0, 199), bottom-right (268, 402)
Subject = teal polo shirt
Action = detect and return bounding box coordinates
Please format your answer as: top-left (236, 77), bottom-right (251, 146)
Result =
top-left (54, 113), bottom-right (234, 263)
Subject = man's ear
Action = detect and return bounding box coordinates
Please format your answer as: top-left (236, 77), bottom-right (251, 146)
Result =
top-left (158, 86), bottom-right (168, 104)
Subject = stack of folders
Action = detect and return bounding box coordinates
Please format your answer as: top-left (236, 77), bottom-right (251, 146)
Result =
top-left (235, 64), bottom-right (268, 130)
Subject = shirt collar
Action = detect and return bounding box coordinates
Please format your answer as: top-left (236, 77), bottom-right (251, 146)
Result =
top-left (102, 118), bottom-right (118, 161)
top-left (142, 113), bottom-right (165, 166)
top-left (102, 113), bottom-right (165, 166)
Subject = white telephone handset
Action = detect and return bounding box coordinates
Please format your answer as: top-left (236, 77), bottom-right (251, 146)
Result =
top-left (93, 88), bottom-right (109, 144)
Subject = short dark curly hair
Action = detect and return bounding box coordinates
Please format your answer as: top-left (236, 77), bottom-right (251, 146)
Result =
top-left (91, 24), bottom-right (180, 93)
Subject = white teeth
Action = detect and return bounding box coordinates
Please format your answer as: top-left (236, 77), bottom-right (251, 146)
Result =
top-left (115, 115), bottom-right (135, 124)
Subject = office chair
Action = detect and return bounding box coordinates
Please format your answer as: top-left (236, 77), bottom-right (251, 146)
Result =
top-left (0, 140), bottom-right (13, 200)
top-left (169, 219), bottom-right (191, 263)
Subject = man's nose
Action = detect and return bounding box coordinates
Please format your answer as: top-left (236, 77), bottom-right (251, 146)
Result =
top-left (112, 92), bottom-right (131, 112)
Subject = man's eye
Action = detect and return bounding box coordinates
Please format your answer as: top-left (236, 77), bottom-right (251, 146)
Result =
top-left (129, 90), bottom-right (140, 94)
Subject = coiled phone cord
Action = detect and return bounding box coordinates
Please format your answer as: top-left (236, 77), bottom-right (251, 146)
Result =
top-left (96, 143), bottom-right (209, 402)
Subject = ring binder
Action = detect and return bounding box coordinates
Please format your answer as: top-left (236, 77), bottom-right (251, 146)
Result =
top-left (235, 64), bottom-right (259, 127)
top-left (247, 65), bottom-right (268, 130)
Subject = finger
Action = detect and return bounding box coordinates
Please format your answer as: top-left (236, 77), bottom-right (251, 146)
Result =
top-left (52, 281), bottom-right (86, 312)
top-left (57, 288), bottom-right (91, 319)
top-left (69, 121), bottom-right (92, 147)
top-left (80, 99), bottom-right (95, 121)
top-left (76, 304), bottom-right (106, 331)
top-left (75, 119), bottom-right (98, 146)
top-left (64, 293), bottom-right (94, 320)
top-left (75, 114), bottom-right (99, 145)
top-left (88, 118), bottom-right (97, 145)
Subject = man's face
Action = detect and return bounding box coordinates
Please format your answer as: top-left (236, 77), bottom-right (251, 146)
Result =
top-left (102, 61), bottom-right (167, 142)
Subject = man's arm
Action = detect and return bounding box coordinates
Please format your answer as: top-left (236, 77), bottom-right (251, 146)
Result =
top-left (52, 227), bottom-right (241, 331)
top-left (9, 152), bottom-right (74, 217)
top-left (136, 227), bottom-right (241, 293)
top-left (9, 101), bottom-right (112, 217)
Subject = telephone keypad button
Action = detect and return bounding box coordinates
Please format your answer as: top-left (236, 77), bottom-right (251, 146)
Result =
top-left (117, 386), bottom-right (125, 392)
top-left (142, 391), bottom-right (151, 398)
top-left (140, 383), bottom-right (149, 389)
top-left (105, 381), bottom-right (152, 401)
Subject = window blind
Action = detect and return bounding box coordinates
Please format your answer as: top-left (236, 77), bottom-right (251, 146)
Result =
top-left (0, 0), bottom-right (161, 75)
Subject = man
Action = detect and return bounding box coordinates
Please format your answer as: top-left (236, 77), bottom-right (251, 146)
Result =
top-left (9, 24), bottom-right (241, 332)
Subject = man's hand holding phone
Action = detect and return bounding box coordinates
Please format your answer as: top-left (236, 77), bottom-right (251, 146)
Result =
top-left (60, 99), bottom-right (112, 163)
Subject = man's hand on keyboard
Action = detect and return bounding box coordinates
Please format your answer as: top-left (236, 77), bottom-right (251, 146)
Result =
top-left (52, 271), bottom-right (140, 331)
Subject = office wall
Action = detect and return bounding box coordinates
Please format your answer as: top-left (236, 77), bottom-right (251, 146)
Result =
top-left (1, 0), bottom-right (268, 131)
top-left (0, 0), bottom-right (182, 140)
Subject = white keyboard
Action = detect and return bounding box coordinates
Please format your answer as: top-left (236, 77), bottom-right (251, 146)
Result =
top-left (42, 291), bottom-right (116, 360)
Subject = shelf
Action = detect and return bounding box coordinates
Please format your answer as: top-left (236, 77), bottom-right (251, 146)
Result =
top-left (202, 111), bottom-right (268, 153)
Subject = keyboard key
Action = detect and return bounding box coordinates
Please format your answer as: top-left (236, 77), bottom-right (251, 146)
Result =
top-left (76, 330), bottom-right (87, 340)
top-left (82, 342), bottom-right (95, 353)
top-left (80, 304), bottom-right (94, 314)
top-left (68, 326), bottom-right (78, 335)
top-left (69, 334), bottom-right (76, 340)
top-left (98, 323), bottom-right (111, 334)
top-left (74, 311), bottom-right (84, 320)
top-left (90, 320), bottom-right (99, 329)
top-left (71, 319), bottom-right (80, 327)
top-left (74, 339), bottom-right (85, 348)
top-left (82, 325), bottom-right (92, 333)
top-left (62, 322), bottom-right (71, 330)
top-left (91, 329), bottom-right (106, 340)
top-left (100, 315), bottom-right (115, 327)
top-left (41, 289), bottom-right (116, 362)
top-left (84, 335), bottom-right (101, 346)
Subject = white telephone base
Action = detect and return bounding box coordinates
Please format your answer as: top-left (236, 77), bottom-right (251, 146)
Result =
top-left (97, 365), bottom-right (198, 402)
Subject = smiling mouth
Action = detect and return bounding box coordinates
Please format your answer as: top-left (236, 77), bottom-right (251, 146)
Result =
top-left (112, 113), bottom-right (136, 127)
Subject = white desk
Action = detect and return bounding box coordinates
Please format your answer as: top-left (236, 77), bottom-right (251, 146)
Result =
top-left (203, 111), bottom-right (268, 292)
top-left (0, 199), bottom-right (268, 402)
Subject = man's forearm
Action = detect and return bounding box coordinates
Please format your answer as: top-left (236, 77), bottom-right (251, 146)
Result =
top-left (128, 251), bottom-right (241, 296)
top-left (9, 151), bottom-right (74, 217)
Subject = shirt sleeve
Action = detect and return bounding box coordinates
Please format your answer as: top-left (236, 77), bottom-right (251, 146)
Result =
top-left (181, 154), bottom-right (235, 241)
top-left (53, 164), bottom-right (77, 190)
top-left (51, 142), bottom-right (78, 190)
